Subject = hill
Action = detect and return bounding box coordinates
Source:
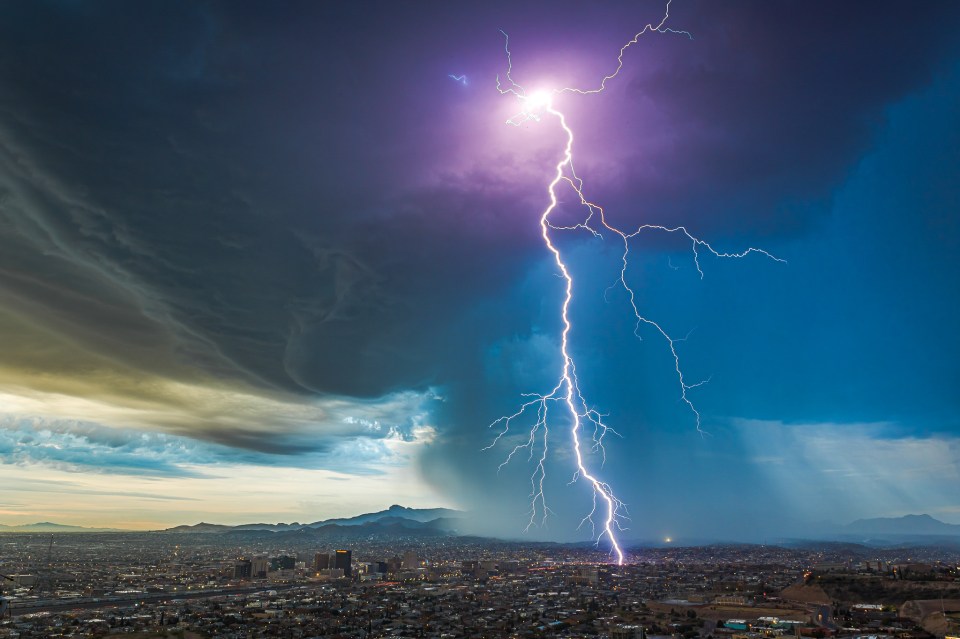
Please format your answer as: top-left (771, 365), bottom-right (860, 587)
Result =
top-left (308, 505), bottom-right (459, 527)
top-left (157, 505), bottom-right (463, 538)
top-left (843, 514), bottom-right (960, 536)
top-left (0, 522), bottom-right (124, 533)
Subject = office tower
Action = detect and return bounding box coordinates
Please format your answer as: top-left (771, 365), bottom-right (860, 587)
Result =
top-left (314, 552), bottom-right (330, 571)
top-left (334, 549), bottom-right (352, 577)
top-left (233, 559), bottom-right (252, 579)
top-left (251, 557), bottom-right (269, 579)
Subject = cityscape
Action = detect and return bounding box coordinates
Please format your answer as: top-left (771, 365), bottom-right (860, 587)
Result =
top-left (1, 521), bottom-right (959, 638)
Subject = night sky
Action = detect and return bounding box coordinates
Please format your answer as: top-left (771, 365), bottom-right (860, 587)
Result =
top-left (0, 0), bottom-right (958, 539)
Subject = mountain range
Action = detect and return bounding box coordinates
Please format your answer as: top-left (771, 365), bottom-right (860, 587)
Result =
top-left (160, 504), bottom-right (463, 535)
top-left (838, 513), bottom-right (960, 539)
top-left (3, 511), bottom-right (960, 546)
top-left (0, 522), bottom-right (123, 533)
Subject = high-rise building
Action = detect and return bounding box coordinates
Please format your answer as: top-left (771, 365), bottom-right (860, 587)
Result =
top-left (402, 550), bottom-right (419, 570)
top-left (251, 557), bottom-right (269, 579)
top-left (334, 549), bottom-right (352, 577)
top-left (314, 552), bottom-right (330, 571)
top-left (233, 559), bottom-right (252, 580)
top-left (386, 556), bottom-right (402, 574)
top-left (500, 560), bottom-right (520, 574)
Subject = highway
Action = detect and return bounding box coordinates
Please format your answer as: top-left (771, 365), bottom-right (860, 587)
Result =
top-left (11, 582), bottom-right (307, 617)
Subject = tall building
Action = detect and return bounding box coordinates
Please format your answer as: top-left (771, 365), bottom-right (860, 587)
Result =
top-left (251, 557), bottom-right (269, 579)
top-left (461, 560), bottom-right (479, 576)
top-left (402, 550), bottom-right (419, 570)
top-left (334, 549), bottom-right (352, 577)
top-left (386, 556), bottom-right (402, 574)
top-left (233, 559), bottom-right (252, 580)
top-left (314, 552), bottom-right (330, 571)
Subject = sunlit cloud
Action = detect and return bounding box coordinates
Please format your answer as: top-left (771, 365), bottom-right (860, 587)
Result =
top-left (0, 383), bottom-right (440, 458)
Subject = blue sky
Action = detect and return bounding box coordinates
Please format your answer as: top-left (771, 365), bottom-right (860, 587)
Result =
top-left (0, 0), bottom-right (957, 537)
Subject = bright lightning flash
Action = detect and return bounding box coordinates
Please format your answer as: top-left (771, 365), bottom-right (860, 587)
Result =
top-left (485, 1), bottom-right (784, 565)
top-left (523, 90), bottom-right (552, 110)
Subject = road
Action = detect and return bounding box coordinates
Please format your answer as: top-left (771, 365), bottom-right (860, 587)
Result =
top-left (11, 582), bottom-right (306, 617)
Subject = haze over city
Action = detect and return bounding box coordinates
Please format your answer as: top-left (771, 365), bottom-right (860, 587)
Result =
top-left (0, 0), bottom-right (958, 543)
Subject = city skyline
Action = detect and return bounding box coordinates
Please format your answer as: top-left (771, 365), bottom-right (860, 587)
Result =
top-left (0, 1), bottom-right (958, 539)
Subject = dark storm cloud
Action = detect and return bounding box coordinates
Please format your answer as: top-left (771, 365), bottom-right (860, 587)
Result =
top-left (0, 0), bottom-right (544, 403)
top-left (0, 1), bottom-right (958, 531)
top-left (553, 1), bottom-right (960, 238)
top-left (4, 1), bottom-right (954, 405)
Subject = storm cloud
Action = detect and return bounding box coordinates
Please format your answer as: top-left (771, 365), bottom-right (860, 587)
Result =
top-left (0, 0), bottom-right (957, 534)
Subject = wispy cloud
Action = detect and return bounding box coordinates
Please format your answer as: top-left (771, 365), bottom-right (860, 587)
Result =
top-left (0, 387), bottom-right (440, 478)
top-left (0, 416), bottom-right (210, 477)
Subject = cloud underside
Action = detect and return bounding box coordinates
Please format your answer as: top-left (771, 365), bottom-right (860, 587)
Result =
top-left (0, 411), bottom-right (437, 479)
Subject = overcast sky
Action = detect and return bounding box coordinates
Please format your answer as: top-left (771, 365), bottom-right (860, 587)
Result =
top-left (0, 0), bottom-right (958, 540)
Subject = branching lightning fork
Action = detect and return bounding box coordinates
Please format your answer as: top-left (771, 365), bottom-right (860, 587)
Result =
top-left (485, 0), bottom-right (784, 565)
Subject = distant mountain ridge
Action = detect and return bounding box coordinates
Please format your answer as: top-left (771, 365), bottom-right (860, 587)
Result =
top-left (620, 514), bottom-right (960, 548)
top-left (0, 506), bottom-right (463, 537)
top-left (158, 505), bottom-right (463, 535)
top-left (315, 505), bottom-right (456, 527)
top-left (0, 522), bottom-right (123, 533)
top-left (4, 511), bottom-right (959, 546)
top-left (842, 513), bottom-right (960, 536)
top-left (162, 522), bottom-right (236, 533)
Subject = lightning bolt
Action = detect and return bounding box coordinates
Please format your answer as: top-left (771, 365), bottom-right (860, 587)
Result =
top-left (449, 73), bottom-right (468, 85)
top-left (485, 0), bottom-right (785, 565)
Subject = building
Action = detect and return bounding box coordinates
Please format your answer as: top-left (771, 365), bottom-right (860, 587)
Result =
top-left (461, 560), bottom-right (479, 576)
top-left (386, 556), bottom-right (402, 574)
top-left (251, 557), bottom-right (269, 579)
top-left (611, 626), bottom-right (645, 639)
top-left (335, 549), bottom-right (352, 577)
top-left (568, 567), bottom-right (599, 586)
top-left (318, 568), bottom-right (344, 579)
top-left (402, 551), bottom-right (419, 570)
top-left (233, 559), bottom-right (252, 580)
top-left (314, 552), bottom-right (330, 571)
top-left (716, 595), bottom-right (749, 606)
